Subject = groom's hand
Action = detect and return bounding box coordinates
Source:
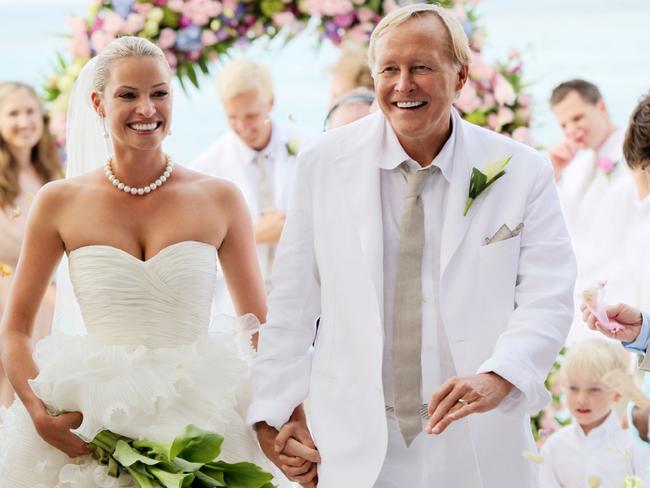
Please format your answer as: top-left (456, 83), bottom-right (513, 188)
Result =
top-left (425, 372), bottom-right (513, 435)
top-left (255, 405), bottom-right (320, 487)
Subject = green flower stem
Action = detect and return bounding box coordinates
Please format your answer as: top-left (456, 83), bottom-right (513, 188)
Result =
top-left (463, 197), bottom-right (474, 216)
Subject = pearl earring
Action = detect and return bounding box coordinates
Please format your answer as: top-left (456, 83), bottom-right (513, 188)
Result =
top-left (102, 117), bottom-right (109, 139)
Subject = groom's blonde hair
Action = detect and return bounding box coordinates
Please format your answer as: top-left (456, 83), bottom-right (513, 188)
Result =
top-left (368, 4), bottom-right (471, 75)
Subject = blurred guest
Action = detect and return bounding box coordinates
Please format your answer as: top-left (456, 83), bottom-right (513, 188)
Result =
top-left (329, 41), bottom-right (374, 105)
top-left (192, 59), bottom-right (315, 312)
top-left (0, 81), bottom-right (62, 405)
top-left (549, 79), bottom-right (638, 343)
top-left (324, 87), bottom-right (375, 130)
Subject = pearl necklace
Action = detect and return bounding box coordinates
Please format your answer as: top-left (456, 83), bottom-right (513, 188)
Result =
top-left (104, 155), bottom-right (174, 196)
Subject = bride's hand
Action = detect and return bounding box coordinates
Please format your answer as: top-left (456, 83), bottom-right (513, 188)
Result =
top-left (33, 410), bottom-right (90, 458)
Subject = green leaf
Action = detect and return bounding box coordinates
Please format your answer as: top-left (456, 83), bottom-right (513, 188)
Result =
top-left (172, 457), bottom-right (205, 473)
top-left (108, 455), bottom-right (121, 477)
top-left (463, 109), bottom-right (487, 126)
top-left (199, 464), bottom-right (225, 485)
top-left (467, 167), bottom-right (487, 199)
top-left (185, 63), bottom-right (199, 89)
top-left (194, 470), bottom-right (224, 487)
top-left (126, 466), bottom-right (164, 488)
top-left (197, 57), bottom-right (210, 75)
top-left (170, 425), bottom-right (223, 464)
top-left (147, 466), bottom-right (195, 488)
top-left (92, 429), bottom-right (125, 454)
top-left (132, 439), bottom-right (172, 462)
top-left (114, 440), bottom-right (160, 467)
top-left (213, 461), bottom-right (274, 488)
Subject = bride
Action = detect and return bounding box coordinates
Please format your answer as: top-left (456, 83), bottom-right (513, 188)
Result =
top-left (0, 36), bottom-right (289, 487)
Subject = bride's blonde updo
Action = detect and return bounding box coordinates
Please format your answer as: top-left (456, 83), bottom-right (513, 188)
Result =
top-left (93, 36), bottom-right (169, 95)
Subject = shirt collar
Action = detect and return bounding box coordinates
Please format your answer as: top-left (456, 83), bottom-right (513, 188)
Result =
top-left (572, 409), bottom-right (618, 442)
top-left (378, 112), bottom-right (456, 182)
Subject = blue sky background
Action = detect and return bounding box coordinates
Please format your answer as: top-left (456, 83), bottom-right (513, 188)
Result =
top-left (1, 0), bottom-right (649, 163)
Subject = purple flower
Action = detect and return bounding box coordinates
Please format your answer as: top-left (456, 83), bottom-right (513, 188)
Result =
top-left (112, 0), bottom-right (135, 19)
top-left (175, 25), bottom-right (203, 52)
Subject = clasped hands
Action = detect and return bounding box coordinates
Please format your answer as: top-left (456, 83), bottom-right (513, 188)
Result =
top-left (256, 373), bottom-right (512, 486)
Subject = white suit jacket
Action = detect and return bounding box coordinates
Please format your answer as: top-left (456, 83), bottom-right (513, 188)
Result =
top-left (248, 110), bottom-right (576, 487)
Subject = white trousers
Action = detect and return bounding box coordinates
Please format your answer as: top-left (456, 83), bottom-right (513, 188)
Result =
top-left (374, 411), bottom-right (483, 488)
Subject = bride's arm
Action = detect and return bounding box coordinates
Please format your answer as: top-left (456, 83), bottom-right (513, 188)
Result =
top-left (216, 181), bottom-right (267, 343)
top-left (0, 182), bottom-right (89, 457)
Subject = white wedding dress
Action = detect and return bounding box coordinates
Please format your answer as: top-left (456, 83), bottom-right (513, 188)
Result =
top-left (0, 240), bottom-right (282, 487)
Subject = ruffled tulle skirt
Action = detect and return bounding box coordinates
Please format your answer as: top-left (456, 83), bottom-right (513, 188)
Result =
top-left (0, 316), bottom-right (284, 487)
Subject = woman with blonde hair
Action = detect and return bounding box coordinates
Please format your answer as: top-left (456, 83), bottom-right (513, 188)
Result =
top-left (0, 81), bottom-right (62, 406)
top-left (0, 38), bottom-right (290, 486)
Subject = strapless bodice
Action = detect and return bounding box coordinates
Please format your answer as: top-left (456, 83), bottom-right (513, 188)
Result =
top-left (68, 240), bottom-right (216, 347)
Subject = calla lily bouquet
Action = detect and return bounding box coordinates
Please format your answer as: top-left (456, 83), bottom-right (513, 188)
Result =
top-left (90, 424), bottom-right (275, 488)
top-left (464, 156), bottom-right (512, 216)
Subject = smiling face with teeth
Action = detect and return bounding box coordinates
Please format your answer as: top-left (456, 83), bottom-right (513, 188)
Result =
top-left (92, 56), bottom-right (172, 152)
top-left (373, 14), bottom-right (468, 165)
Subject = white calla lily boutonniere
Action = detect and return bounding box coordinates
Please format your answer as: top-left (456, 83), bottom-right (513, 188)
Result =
top-left (464, 156), bottom-right (512, 216)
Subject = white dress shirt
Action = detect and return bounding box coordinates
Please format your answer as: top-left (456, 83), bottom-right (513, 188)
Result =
top-left (540, 411), bottom-right (650, 487)
top-left (380, 118), bottom-right (457, 407)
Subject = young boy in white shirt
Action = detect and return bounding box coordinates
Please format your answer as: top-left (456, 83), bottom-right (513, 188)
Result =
top-left (540, 339), bottom-right (650, 487)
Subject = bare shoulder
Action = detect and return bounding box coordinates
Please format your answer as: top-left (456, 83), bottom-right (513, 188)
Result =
top-left (177, 166), bottom-right (245, 207)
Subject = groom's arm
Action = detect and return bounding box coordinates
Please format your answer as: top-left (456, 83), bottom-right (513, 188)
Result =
top-left (475, 157), bottom-right (576, 414)
top-left (247, 148), bottom-right (321, 428)
top-left (428, 154), bottom-right (576, 432)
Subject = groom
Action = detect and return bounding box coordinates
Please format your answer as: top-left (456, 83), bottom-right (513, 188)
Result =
top-left (248, 4), bottom-right (576, 487)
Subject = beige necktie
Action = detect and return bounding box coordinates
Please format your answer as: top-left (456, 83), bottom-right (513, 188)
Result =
top-left (255, 153), bottom-right (276, 284)
top-left (393, 162), bottom-right (437, 446)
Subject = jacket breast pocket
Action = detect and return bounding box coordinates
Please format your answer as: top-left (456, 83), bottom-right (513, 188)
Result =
top-left (478, 235), bottom-right (521, 329)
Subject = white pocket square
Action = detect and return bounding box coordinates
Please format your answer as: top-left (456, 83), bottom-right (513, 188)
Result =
top-left (484, 222), bottom-right (524, 246)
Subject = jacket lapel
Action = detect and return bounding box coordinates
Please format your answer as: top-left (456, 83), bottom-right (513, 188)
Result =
top-left (441, 114), bottom-right (475, 276)
top-left (335, 113), bottom-right (385, 320)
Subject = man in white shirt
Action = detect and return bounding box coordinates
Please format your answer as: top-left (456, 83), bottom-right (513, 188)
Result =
top-left (248, 4), bottom-right (575, 487)
top-left (549, 80), bottom-right (637, 343)
top-left (192, 59), bottom-right (316, 310)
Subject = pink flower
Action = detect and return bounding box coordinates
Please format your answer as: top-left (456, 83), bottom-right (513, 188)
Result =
top-left (69, 35), bottom-right (91, 58)
top-left (487, 113), bottom-right (501, 131)
top-left (518, 93), bottom-right (532, 108)
top-left (159, 28), bottom-right (177, 49)
top-left (455, 83), bottom-right (482, 113)
top-left (493, 74), bottom-right (516, 105)
top-left (347, 24), bottom-right (370, 44)
top-left (201, 29), bottom-right (218, 46)
top-left (273, 12), bottom-right (296, 27)
top-left (516, 107), bottom-right (531, 123)
top-left (182, 0), bottom-right (222, 26)
top-left (512, 127), bottom-right (534, 146)
top-left (356, 7), bottom-right (376, 23)
top-left (132, 3), bottom-right (153, 15)
top-left (102, 11), bottom-right (125, 34)
top-left (470, 30), bottom-right (485, 51)
top-left (469, 54), bottom-right (494, 82)
top-left (508, 48), bottom-right (521, 59)
top-left (597, 157), bottom-right (617, 174)
top-left (167, 0), bottom-right (184, 11)
top-left (304, 0), bottom-right (354, 16)
top-left (90, 30), bottom-right (116, 53)
top-left (497, 106), bottom-right (514, 125)
top-left (164, 50), bottom-right (178, 69)
top-left (382, 0), bottom-right (399, 13)
top-left (124, 13), bottom-right (145, 34)
top-left (49, 114), bottom-right (67, 146)
top-left (67, 16), bottom-right (87, 36)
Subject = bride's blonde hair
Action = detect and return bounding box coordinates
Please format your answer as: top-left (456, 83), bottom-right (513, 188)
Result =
top-left (93, 36), bottom-right (169, 95)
